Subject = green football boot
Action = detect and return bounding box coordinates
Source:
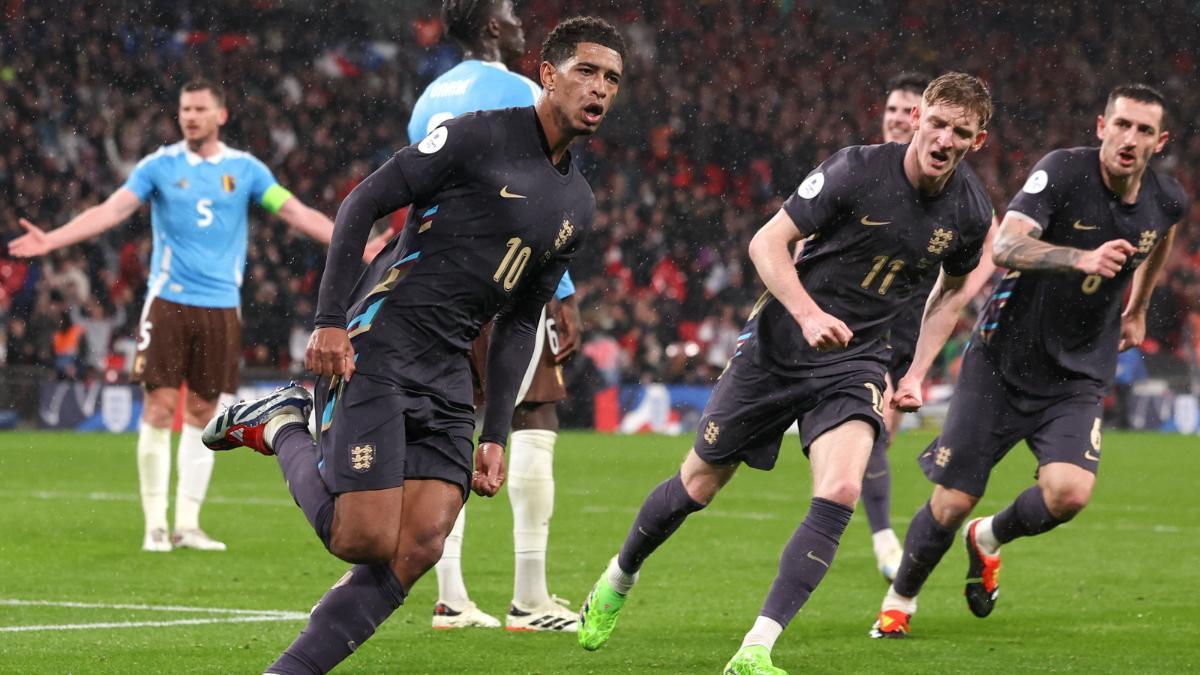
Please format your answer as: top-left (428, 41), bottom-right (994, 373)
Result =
top-left (723, 645), bottom-right (787, 675)
top-left (578, 562), bottom-right (629, 651)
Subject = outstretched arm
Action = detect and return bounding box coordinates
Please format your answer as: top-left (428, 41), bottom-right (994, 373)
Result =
top-left (9, 188), bottom-right (142, 257)
top-left (992, 211), bottom-right (1136, 277)
top-left (276, 196), bottom-right (334, 245)
top-left (277, 195), bottom-right (395, 263)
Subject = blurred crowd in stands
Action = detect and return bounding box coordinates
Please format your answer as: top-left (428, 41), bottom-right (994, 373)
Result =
top-left (3, 0), bottom-right (1198, 403)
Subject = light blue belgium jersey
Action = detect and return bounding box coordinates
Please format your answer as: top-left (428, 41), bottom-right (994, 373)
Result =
top-left (123, 142), bottom-right (291, 308)
top-left (408, 60), bottom-right (574, 299)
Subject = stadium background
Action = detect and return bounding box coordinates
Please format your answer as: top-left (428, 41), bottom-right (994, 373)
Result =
top-left (1, 0), bottom-right (1198, 433)
top-left (1, 2), bottom-right (1199, 673)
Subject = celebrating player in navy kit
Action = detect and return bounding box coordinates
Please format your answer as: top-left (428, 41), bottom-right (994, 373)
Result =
top-left (203, 17), bottom-right (624, 674)
top-left (864, 73), bottom-right (1001, 582)
top-left (870, 84), bottom-right (1186, 639)
top-left (578, 73), bottom-right (994, 674)
top-left (9, 80), bottom-right (341, 554)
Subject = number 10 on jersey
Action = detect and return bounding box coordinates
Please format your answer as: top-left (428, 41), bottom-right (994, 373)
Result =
top-left (494, 237), bottom-right (532, 291)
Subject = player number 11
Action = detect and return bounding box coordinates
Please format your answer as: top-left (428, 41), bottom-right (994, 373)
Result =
top-left (494, 236), bottom-right (532, 291)
top-left (861, 256), bottom-right (906, 295)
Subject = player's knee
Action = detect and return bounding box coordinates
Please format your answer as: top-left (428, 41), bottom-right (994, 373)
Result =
top-left (930, 489), bottom-right (977, 529)
top-left (329, 527), bottom-right (396, 564)
top-left (396, 528), bottom-right (447, 576)
top-left (184, 398), bottom-right (217, 427)
top-left (815, 478), bottom-right (861, 507)
top-left (680, 451), bottom-right (734, 506)
top-left (679, 473), bottom-right (721, 506)
top-left (142, 391), bottom-right (175, 428)
top-left (1044, 483), bottom-right (1092, 520)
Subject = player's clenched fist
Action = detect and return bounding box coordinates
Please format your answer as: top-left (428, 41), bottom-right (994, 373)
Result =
top-left (795, 309), bottom-right (853, 351)
top-left (305, 326), bottom-right (356, 379)
top-left (891, 374), bottom-right (923, 412)
top-left (471, 442), bottom-right (506, 497)
top-left (1075, 239), bottom-right (1137, 278)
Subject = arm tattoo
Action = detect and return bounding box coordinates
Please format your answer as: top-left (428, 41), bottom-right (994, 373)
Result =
top-left (993, 229), bottom-right (1081, 272)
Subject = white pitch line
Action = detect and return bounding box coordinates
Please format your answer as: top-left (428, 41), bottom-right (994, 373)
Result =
top-left (0, 598), bottom-right (308, 634)
top-left (0, 615), bottom-right (306, 634)
top-left (0, 599), bottom-right (302, 617)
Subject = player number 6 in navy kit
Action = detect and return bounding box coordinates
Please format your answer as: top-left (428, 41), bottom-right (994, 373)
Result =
top-left (494, 236), bottom-right (533, 291)
top-left (861, 255), bottom-right (907, 295)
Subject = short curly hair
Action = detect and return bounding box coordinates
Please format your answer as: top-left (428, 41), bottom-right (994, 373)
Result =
top-left (539, 16), bottom-right (625, 66)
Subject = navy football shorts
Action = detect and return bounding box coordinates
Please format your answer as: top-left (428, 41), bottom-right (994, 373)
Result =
top-left (919, 347), bottom-right (1103, 497)
top-left (695, 355), bottom-right (885, 471)
top-left (316, 373), bottom-right (476, 498)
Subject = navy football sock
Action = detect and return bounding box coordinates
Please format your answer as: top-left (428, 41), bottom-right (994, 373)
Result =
top-left (991, 486), bottom-right (1066, 544)
top-left (891, 502), bottom-right (956, 598)
top-left (617, 472), bottom-right (705, 574)
top-left (275, 423), bottom-right (335, 550)
top-left (861, 430), bottom-right (892, 533)
top-left (759, 498), bottom-right (853, 627)
top-left (267, 564), bottom-right (407, 675)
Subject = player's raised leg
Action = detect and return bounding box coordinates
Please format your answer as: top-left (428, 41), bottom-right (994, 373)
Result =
top-left (269, 479), bottom-right (460, 673)
top-left (965, 461), bottom-right (1094, 617)
top-left (578, 449), bottom-right (727, 650)
top-left (202, 382), bottom-right (342, 552)
top-left (726, 420), bottom-right (871, 674)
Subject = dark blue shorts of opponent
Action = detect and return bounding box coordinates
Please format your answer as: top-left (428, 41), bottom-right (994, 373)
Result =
top-left (695, 355), bottom-right (886, 471)
top-left (919, 345), bottom-right (1103, 497)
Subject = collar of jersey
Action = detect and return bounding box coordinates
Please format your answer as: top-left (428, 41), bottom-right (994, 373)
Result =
top-left (477, 60), bottom-right (510, 72)
top-left (181, 141), bottom-right (229, 166)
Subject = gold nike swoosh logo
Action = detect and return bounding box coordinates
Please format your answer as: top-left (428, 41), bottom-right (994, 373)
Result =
top-left (1084, 450), bottom-right (1100, 461)
top-left (1073, 220), bottom-right (1099, 231)
top-left (806, 551), bottom-right (830, 568)
top-left (861, 215), bottom-right (891, 226)
top-left (500, 185), bottom-right (527, 199)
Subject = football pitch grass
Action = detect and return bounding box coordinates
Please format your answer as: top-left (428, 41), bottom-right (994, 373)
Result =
top-left (1, 431), bottom-right (1197, 674)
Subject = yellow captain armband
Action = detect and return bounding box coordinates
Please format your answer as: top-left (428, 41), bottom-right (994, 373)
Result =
top-left (261, 184), bottom-right (294, 214)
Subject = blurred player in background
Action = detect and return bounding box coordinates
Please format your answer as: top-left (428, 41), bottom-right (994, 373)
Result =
top-left (871, 84), bottom-right (1185, 639)
top-left (203, 17), bottom-right (624, 673)
top-left (863, 72), bottom-right (999, 581)
top-left (405, 0), bottom-right (584, 632)
top-left (9, 80), bottom-right (342, 553)
top-left (579, 73), bottom-right (994, 674)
